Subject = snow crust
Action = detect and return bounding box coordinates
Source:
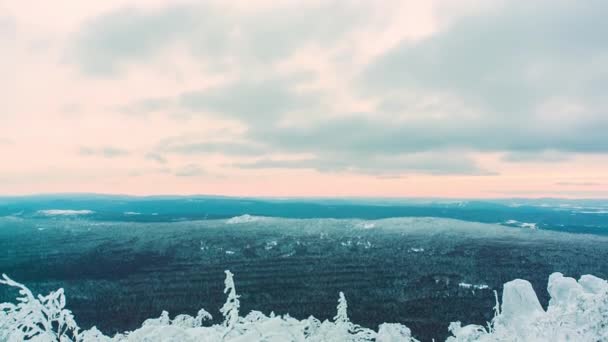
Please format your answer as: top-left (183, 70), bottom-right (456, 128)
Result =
top-left (1, 271), bottom-right (607, 341)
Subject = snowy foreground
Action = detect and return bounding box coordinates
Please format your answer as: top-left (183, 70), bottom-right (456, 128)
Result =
top-left (1, 271), bottom-right (607, 341)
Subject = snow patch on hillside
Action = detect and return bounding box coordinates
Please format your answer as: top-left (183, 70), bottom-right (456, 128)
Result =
top-left (503, 219), bottom-right (537, 229)
top-left (37, 209), bottom-right (95, 216)
top-left (226, 214), bottom-right (264, 224)
top-left (458, 282), bottom-right (489, 290)
top-left (358, 222), bottom-right (376, 229)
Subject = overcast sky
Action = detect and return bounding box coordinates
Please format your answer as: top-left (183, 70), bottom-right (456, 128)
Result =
top-left (2, 0), bottom-right (607, 197)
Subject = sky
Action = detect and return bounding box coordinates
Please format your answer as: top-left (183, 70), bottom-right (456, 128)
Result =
top-left (1, 0), bottom-right (608, 198)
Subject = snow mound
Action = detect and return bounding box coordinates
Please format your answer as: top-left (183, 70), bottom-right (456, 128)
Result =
top-left (448, 273), bottom-right (608, 341)
top-left (225, 215), bottom-right (263, 224)
top-left (37, 210), bottom-right (95, 216)
top-left (1, 271), bottom-right (607, 341)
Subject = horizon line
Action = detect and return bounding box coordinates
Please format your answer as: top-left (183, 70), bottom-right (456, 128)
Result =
top-left (1, 192), bottom-right (607, 201)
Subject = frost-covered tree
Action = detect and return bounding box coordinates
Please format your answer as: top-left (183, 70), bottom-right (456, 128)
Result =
top-left (220, 270), bottom-right (241, 336)
top-left (334, 292), bottom-right (349, 324)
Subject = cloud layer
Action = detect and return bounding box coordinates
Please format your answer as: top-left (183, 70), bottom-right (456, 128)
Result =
top-left (1, 0), bottom-right (607, 197)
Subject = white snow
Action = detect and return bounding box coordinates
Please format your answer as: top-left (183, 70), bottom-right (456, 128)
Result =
top-left (449, 273), bottom-right (608, 341)
top-left (358, 222), bottom-right (376, 229)
top-left (37, 209), bottom-right (95, 216)
top-left (2, 271), bottom-right (607, 341)
top-left (458, 283), bottom-right (489, 290)
top-left (409, 248), bottom-right (424, 253)
top-left (520, 222), bottom-right (537, 229)
top-left (124, 212), bottom-right (141, 215)
top-left (503, 219), bottom-right (537, 229)
top-left (576, 210), bottom-right (608, 214)
top-left (226, 214), bottom-right (263, 224)
top-left (264, 240), bottom-right (278, 250)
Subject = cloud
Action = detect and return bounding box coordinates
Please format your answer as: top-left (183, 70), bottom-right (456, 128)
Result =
top-left (363, 1), bottom-right (608, 108)
top-left (231, 151), bottom-right (493, 176)
top-left (119, 98), bottom-right (172, 116)
top-left (79, 146), bottom-right (129, 158)
top-left (64, 1), bottom-right (608, 179)
top-left (177, 77), bottom-right (315, 124)
top-left (0, 16), bottom-right (16, 38)
top-left (161, 141), bottom-right (266, 156)
top-left (502, 151), bottom-right (571, 163)
top-left (144, 152), bottom-right (167, 164)
top-left (154, 133), bottom-right (269, 157)
top-left (495, 190), bottom-right (608, 197)
top-left (69, 6), bottom-right (197, 75)
top-left (174, 164), bottom-right (206, 177)
top-left (361, 0), bottom-right (608, 155)
top-left (68, 2), bottom-right (366, 76)
top-left (555, 182), bottom-right (602, 187)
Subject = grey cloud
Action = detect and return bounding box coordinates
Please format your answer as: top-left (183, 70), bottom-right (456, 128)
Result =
top-left (128, 167), bottom-right (171, 177)
top-left (360, 0), bottom-right (608, 155)
top-left (91, 0), bottom-right (608, 176)
top-left (502, 151), bottom-right (571, 163)
top-left (494, 190), bottom-right (608, 197)
top-left (178, 77), bottom-right (314, 123)
top-left (250, 114), bottom-right (608, 156)
top-left (174, 164), bottom-right (206, 177)
top-left (70, 6), bottom-right (197, 75)
top-left (363, 1), bottom-right (608, 111)
top-left (0, 16), bottom-right (16, 38)
top-left (162, 141), bottom-right (266, 156)
top-left (555, 182), bottom-right (602, 187)
top-left (119, 98), bottom-right (172, 116)
top-left (69, 3), bottom-right (366, 76)
top-left (122, 74), bottom-right (316, 120)
top-left (232, 151), bottom-right (492, 176)
top-left (144, 152), bottom-right (167, 164)
top-left (79, 146), bottom-right (129, 158)
top-left (156, 133), bottom-right (268, 157)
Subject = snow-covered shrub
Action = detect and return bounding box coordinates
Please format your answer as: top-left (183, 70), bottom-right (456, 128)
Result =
top-left (0, 271), bottom-right (416, 341)
top-left (2, 271), bottom-right (606, 341)
top-left (0, 274), bottom-right (80, 341)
